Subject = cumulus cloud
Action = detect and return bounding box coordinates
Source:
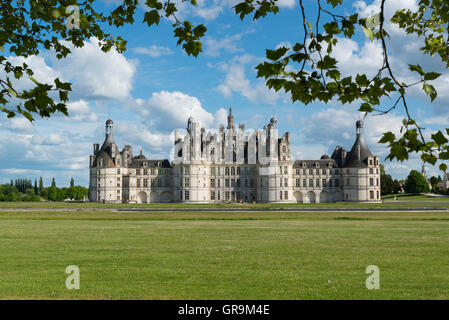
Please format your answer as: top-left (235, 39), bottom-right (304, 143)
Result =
top-left (133, 45), bottom-right (174, 58)
top-left (65, 100), bottom-right (98, 122)
top-left (214, 55), bottom-right (281, 104)
top-left (130, 90), bottom-right (227, 131)
top-left (2, 118), bottom-right (34, 134)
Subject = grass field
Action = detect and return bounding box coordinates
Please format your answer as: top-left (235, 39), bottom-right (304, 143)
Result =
top-left (1, 206), bottom-right (449, 299)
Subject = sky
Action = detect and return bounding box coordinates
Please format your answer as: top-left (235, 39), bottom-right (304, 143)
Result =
top-left (1, 0), bottom-right (449, 187)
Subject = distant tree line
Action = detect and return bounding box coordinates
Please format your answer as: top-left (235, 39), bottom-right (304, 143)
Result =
top-left (381, 165), bottom-right (443, 196)
top-left (0, 177), bottom-right (88, 202)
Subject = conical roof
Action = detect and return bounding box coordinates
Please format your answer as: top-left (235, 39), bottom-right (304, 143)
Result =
top-left (344, 121), bottom-right (372, 167)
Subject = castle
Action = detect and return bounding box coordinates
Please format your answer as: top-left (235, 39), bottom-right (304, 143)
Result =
top-left (89, 108), bottom-right (381, 203)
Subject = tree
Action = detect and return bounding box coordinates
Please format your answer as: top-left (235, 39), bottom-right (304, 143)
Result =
top-left (70, 177), bottom-right (74, 188)
top-left (380, 164), bottom-right (394, 195)
top-left (236, 0), bottom-right (449, 171)
top-left (1, 0), bottom-right (206, 121)
top-left (51, 177), bottom-right (56, 187)
top-left (3, 0), bottom-right (449, 171)
top-left (404, 170), bottom-right (431, 194)
top-left (47, 186), bottom-right (58, 201)
top-left (34, 178), bottom-right (38, 195)
top-left (39, 177), bottom-right (43, 193)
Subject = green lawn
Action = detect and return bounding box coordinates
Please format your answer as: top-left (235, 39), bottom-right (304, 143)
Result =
top-left (0, 209), bottom-right (448, 299)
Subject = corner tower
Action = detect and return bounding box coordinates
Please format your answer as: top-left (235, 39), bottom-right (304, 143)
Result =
top-left (341, 120), bottom-right (381, 202)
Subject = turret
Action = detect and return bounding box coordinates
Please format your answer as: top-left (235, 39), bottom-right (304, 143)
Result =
top-left (344, 120), bottom-right (372, 168)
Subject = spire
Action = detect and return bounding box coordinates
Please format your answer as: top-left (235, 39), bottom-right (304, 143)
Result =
top-left (227, 107), bottom-right (234, 129)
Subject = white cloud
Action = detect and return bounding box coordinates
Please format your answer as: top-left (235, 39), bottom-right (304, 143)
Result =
top-left (133, 45), bottom-right (174, 58)
top-left (65, 99), bottom-right (98, 122)
top-left (130, 90), bottom-right (227, 131)
top-left (215, 55), bottom-right (281, 104)
top-left (51, 38), bottom-right (136, 101)
top-left (31, 133), bottom-right (65, 146)
top-left (3, 118), bottom-right (34, 133)
top-left (205, 30), bottom-right (254, 57)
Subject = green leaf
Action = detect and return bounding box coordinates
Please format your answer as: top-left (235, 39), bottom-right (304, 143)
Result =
top-left (143, 10), bottom-right (160, 26)
top-left (431, 130), bottom-right (448, 145)
top-left (408, 64), bottom-right (425, 76)
top-left (266, 47), bottom-right (289, 61)
top-left (439, 163), bottom-right (448, 172)
top-left (423, 83), bottom-right (437, 101)
top-left (361, 26), bottom-right (374, 41)
top-left (424, 72), bottom-right (441, 81)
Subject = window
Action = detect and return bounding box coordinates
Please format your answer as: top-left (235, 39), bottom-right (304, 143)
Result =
top-left (303, 179), bottom-right (307, 187)
top-left (136, 169), bottom-right (140, 175)
top-left (225, 167), bottom-right (230, 175)
top-left (151, 168), bottom-right (155, 175)
top-left (157, 179), bottom-right (161, 187)
top-left (217, 191), bottom-right (220, 200)
top-left (211, 167), bottom-right (215, 175)
top-left (231, 179), bottom-right (235, 187)
top-left (231, 167), bottom-right (235, 175)
top-left (184, 166), bottom-right (190, 175)
top-left (280, 191), bottom-right (283, 200)
top-left (377, 178), bottom-right (379, 186)
top-left (250, 179), bottom-right (254, 187)
top-left (329, 179), bottom-right (333, 187)
top-left (322, 179), bottom-right (326, 187)
top-left (370, 178), bottom-right (374, 186)
top-left (144, 169), bottom-right (148, 175)
top-left (369, 159), bottom-right (373, 165)
top-left (236, 179), bottom-right (241, 187)
top-left (296, 169), bottom-right (300, 175)
top-left (225, 179), bottom-right (230, 188)
top-left (280, 166), bottom-right (283, 174)
top-left (211, 191), bottom-right (215, 200)
top-left (117, 169), bottom-right (120, 174)
top-left (316, 179), bottom-right (320, 187)
top-left (217, 167), bottom-right (221, 175)
top-left (309, 179), bottom-right (313, 187)
top-left (369, 168), bottom-right (374, 174)
top-left (137, 179), bottom-right (141, 187)
top-left (370, 190), bottom-right (374, 200)
top-left (377, 190), bottom-right (380, 199)
top-left (185, 191), bottom-right (190, 200)
top-left (284, 166), bottom-right (288, 174)
top-left (346, 178), bottom-right (350, 186)
top-left (284, 178), bottom-right (288, 187)
top-left (218, 179), bottom-right (221, 187)
top-left (184, 178), bottom-right (190, 187)
top-left (335, 179), bottom-right (340, 187)
top-left (279, 179), bottom-right (282, 187)
top-left (237, 167), bottom-right (240, 175)
top-left (284, 191), bottom-right (288, 200)
top-left (225, 191), bottom-right (230, 201)
top-left (309, 169), bottom-right (313, 175)
top-left (282, 146), bottom-right (287, 153)
top-left (211, 179), bottom-right (215, 188)
top-left (296, 179), bottom-right (300, 187)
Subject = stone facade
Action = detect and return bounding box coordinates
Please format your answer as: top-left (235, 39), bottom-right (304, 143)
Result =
top-left (89, 109), bottom-right (381, 203)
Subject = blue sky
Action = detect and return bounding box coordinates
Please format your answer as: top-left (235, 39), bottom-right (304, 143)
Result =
top-left (1, 0), bottom-right (448, 187)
